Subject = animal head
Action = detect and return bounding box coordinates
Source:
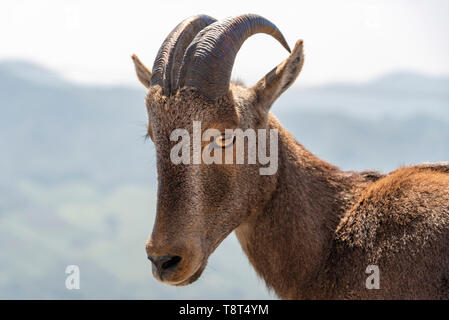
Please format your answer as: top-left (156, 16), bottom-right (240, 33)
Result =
top-left (132, 14), bottom-right (304, 286)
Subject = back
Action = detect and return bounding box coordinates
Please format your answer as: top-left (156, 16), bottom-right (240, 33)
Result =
top-left (329, 164), bottom-right (449, 299)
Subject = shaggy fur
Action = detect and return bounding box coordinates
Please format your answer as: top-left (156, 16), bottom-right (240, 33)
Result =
top-left (132, 38), bottom-right (449, 299)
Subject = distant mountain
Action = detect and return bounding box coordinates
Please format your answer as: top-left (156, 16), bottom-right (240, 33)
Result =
top-left (372, 71), bottom-right (449, 94)
top-left (277, 71), bottom-right (449, 120)
top-left (0, 60), bottom-right (448, 299)
top-left (0, 60), bottom-right (68, 87)
top-left (0, 60), bottom-right (153, 187)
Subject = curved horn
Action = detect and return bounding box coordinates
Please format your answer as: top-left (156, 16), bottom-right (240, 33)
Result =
top-left (150, 15), bottom-right (216, 95)
top-left (177, 14), bottom-right (291, 100)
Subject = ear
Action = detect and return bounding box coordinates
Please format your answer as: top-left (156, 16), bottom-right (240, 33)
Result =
top-left (251, 40), bottom-right (304, 111)
top-left (131, 54), bottom-right (152, 89)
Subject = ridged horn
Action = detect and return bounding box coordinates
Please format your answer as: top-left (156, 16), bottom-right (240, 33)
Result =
top-left (150, 15), bottom-right (216, 96)
top-left (177, 14), bottom-right (291, 100)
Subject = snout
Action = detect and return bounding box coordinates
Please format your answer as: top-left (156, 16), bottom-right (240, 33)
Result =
top-left (145, 236), bottom-right (205, 285)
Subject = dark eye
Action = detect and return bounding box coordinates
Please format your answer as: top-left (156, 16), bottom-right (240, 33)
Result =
top-left (212, 133), bottom-right (235, 149)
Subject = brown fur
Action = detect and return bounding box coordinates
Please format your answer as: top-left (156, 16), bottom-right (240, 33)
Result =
top-left (132, 38), bottom-right (449, 299)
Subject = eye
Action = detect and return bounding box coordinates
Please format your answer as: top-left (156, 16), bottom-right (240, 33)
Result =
top-left (212, 133), bottom-right (235, 149)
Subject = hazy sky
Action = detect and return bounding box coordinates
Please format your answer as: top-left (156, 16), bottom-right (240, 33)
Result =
top-left (1, 0), bottom-right (448, 87)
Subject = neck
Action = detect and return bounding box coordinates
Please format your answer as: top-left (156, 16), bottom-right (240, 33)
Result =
top-left (235, 115), bottom-right (362, 299)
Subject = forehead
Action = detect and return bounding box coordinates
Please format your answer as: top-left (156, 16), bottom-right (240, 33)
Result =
top-left (146, 87), bottom-right (240, 134)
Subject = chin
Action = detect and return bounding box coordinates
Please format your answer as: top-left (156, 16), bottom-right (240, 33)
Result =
top-left (173, 265), bottom-right (206, 286)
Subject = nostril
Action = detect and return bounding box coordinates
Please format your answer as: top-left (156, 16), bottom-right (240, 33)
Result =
top-left (161, 255), bottom-right (181, 270)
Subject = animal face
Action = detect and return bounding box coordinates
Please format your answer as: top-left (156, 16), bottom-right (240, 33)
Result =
top-left (145, 87), bottom-right (263, 285)
top-left (132, 14), bottom-right (304, 285)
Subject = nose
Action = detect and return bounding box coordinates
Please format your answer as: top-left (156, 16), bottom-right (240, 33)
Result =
top-left (147, 254), bottom-right (182, 277)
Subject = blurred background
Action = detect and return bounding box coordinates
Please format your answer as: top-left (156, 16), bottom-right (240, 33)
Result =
top-left (0, 0), bottom-right (448, 299)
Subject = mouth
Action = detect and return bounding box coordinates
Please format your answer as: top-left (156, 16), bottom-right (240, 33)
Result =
top-left (150, 231), bottom-right (233, 286)
top-left (155, 257), bottom-right (207, 286)
top-left (169, 232), bottom-right (234, 286)
top-left (171, 260), bottom-right (208, 286)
